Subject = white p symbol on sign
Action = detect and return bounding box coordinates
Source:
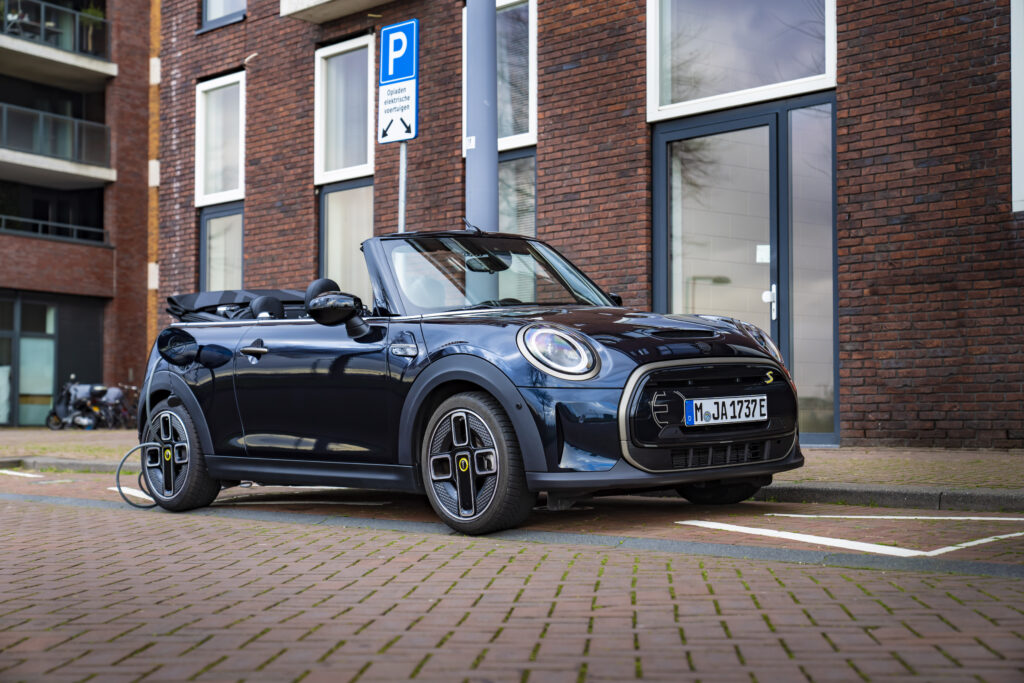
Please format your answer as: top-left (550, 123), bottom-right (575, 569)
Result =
top-left (388, 32), bottom-right (407, 77)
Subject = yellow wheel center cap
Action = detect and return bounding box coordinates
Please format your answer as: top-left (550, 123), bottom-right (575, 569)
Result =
top-left (163, 448), bottom-right (171, 461)
top-left (458, 457), bottom-right (470, 472)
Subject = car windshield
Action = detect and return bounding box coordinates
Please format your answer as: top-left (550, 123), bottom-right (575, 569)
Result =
top-left (382, 234), bottom-right (613, 315)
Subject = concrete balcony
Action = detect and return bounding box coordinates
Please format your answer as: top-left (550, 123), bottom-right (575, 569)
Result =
top-left (0, 0), bottom-right (116, 92)
top-left (279, 0), bottom-right (387, 24)
top-left (0, 103), bottom-right (115, 189)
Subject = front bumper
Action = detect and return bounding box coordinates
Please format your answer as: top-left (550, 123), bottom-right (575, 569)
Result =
top-left (526, 442), bottom-right (804, 494)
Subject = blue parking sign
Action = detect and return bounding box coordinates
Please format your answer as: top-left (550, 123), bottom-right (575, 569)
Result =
top-left (379, 20), bottom-right (418, 85)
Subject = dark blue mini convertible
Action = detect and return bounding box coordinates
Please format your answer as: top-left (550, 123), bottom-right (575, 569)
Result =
top-left (143, 230), bottom-right (803, 534)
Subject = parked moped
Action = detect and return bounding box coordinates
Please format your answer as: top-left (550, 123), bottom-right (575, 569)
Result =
top-left (45, 376), bottom-right (109, 430)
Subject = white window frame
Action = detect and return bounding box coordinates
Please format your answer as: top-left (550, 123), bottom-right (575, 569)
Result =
top-left (314, 35), bottom-right (376, 186)
top-left (462, 0), bottom-right (538, 153)
top-left (646, 0), bottom-right (837, 122)
top-left (1013, 0), bottom-right (1024, 211)
top-left (195, 71), bottom-right (246, 207)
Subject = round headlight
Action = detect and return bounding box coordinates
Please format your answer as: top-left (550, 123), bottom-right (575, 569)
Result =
top-left (518, 326), bottom-right (598, 380)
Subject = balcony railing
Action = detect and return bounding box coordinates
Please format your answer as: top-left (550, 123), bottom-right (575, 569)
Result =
top-left (1, 0), bottom-right (109, 60)
top-left (0, 102), bottom-right (110, 167)
top-left (0, 213), bottom-right (106, 244)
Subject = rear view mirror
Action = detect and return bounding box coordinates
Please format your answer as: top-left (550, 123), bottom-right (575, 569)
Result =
top-left (307, 292), bottom-right (371, 338)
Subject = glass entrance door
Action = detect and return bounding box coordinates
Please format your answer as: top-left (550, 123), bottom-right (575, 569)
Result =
top-left (654, 95), bottom-right (837, 442)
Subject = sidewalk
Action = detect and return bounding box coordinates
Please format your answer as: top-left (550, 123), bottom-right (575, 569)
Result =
top-left (2, 428), bottom-right (1022, 511)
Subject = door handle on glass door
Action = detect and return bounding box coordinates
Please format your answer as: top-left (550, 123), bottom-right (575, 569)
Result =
top-left (761, 284), bottom-right (777, 321)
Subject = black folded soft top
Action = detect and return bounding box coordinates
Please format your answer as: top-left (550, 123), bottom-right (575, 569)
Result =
top-left (167, 289), bottom-right (305, 322)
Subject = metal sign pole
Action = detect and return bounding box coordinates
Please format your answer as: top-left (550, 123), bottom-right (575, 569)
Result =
top-left (398, 141), bottom-right (407, 233)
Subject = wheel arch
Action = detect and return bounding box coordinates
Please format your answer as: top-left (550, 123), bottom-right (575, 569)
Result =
top-left (138, 370), bottom-right (215, 456)
top-left (398, 355), bottom-right (546, 475)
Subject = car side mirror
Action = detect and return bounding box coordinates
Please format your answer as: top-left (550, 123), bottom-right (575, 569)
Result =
top-left (157, 327), bottom-right (198, 366)
top-left (608, 292), bottom-right (623, 306)
top-left (307, 292), bottom-right (371, 338)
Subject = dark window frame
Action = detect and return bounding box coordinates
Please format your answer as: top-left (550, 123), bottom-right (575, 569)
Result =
top-left (197, 2), bottom-right (245, 34)
top-left (0, 293), bottom-right (58, 427)
top-left (652, 90), bottom-right (838, 444)
top-left (199, 201), bottom-right (244, 292)
top-left (318, 177), bottom-right (375, 280)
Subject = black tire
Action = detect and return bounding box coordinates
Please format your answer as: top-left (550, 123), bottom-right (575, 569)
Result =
top-left (677, 481), bottom-right (761, 505)
top-left (420, 391), bottom-right (535, 534)
top-left (45, 411), bottom-right (63, 430)
top-left (140, 399), bottom-right (220, 512)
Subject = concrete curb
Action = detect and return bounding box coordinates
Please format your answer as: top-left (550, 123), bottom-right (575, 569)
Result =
top-left (758, 481), bottom-right (1024, 512)
top-left (3, 456), bottom-right (1023, 512)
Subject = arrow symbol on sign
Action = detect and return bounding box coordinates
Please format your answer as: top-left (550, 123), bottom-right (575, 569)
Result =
top-left (400, 117), bottom-right (411, 134)
top-left (382, 120), bottom-right (393, 138)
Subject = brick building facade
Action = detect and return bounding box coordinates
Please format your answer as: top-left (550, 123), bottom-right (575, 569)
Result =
top-left (0, 0), bottom-right (150, 425)
top-left (156, 0), bottom-right (1023, 447)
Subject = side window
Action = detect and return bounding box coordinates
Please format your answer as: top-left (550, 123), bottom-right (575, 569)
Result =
top-left (202, 0), bottom-right (245, 31)
top-left (314, 36), bottom-right (375, 185)
top-left (200, 203), bottom-right (243, 291)
top-left (195, 71), bottom-right (245, 207)
top-left (320, 180), bottom-right (374, 304)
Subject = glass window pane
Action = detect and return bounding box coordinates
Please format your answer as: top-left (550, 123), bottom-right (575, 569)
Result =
top-left (669, 126), bottom-right (771, 332)
top-left (659, 0), bottom-right (826, 106)
top-left (0, 300), bottom-right (12, 330)
top-left (19, 337), bottom-right (54, 425)
top-left (0, 338), bottom-right (10, 425)
top-left (497, 2), bottom-right (530, 138)
top-left (205, 211), bottom-right (243, 290)
top-left (22, 303), bottom-right (55, 334)
top-left (498, 155), bottom-right (535, 237)
top-left (324, 185), bottom-right (374, 304)
top-left (203, 83), bottom-right (241, 195)
top-left (325, 48), bottom-right (369, 172)
top-left (791, 103), bottom-right (834, 434)
top-left (205, 0), bottom-right (245, 23)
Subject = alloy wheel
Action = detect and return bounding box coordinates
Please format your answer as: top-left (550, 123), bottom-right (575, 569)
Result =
top-left (143, 411), bottom-right (191, 498)
top-left (426, 408), bottom-right (500, 521)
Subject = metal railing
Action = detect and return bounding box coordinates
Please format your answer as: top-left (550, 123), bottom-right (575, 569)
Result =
top-left (1, 0), bottom-right (109, 59)
top-left (0, 101), bottom-right (110, 167)
top-left (0, 213), bottom-right (106, 243)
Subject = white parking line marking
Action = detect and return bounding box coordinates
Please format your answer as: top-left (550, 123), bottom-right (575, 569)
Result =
top-left (108, 486), bottom-right (154, 503)
top-left (678, 521), bottom-right (922, 557)
top-left (0, 469), bottom-right (43, 478)
top-left (676, 520), bottom-right (1024, 558)
top-left (34, 479), bottom-right (73, 485)
top-left (768, 514), bottom-right (1024, 522)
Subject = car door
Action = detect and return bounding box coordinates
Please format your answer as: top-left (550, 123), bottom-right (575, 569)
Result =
top-left (232, 318), bottom-right (393, 463)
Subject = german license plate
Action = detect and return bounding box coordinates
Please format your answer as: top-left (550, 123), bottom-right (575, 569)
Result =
top-left (684, 395), bottom-right (767, 427)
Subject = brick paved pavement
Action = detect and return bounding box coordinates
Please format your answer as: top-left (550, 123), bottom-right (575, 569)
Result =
top-left (3, 472), bottom-right (1024, 565)
top-left (1, 498), bottom-right (1022, 682)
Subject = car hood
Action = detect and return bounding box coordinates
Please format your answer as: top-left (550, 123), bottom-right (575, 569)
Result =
top-left (435, 306), bottom-right (775, 365)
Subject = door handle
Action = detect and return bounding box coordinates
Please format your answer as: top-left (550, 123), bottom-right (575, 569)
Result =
top-left (760, 284), bottom-right (777, 321)
top-left (240, 342), bottom-right (269, 358)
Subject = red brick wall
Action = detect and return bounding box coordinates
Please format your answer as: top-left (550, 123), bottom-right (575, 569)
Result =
top-left (0, 234), bottom-right (115, 298)
top-left (535, 1), bottom-right (649, 307)
top-left (836, 0), bottom-right (1024, 446)
top-left (104, 0), bottom-right (152, 386)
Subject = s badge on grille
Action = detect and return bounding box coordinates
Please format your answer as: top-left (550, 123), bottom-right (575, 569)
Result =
top-left (764, 371), bottom-right (775, 385)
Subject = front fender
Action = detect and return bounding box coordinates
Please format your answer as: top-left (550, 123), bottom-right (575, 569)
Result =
top-left (397, 354), bottom-right (546, 473)
top-left (140, 369), bottom-right (216, 456)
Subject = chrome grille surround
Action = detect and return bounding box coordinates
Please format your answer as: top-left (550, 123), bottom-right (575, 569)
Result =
top-left (617, 357), bottom-right (798, 474)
